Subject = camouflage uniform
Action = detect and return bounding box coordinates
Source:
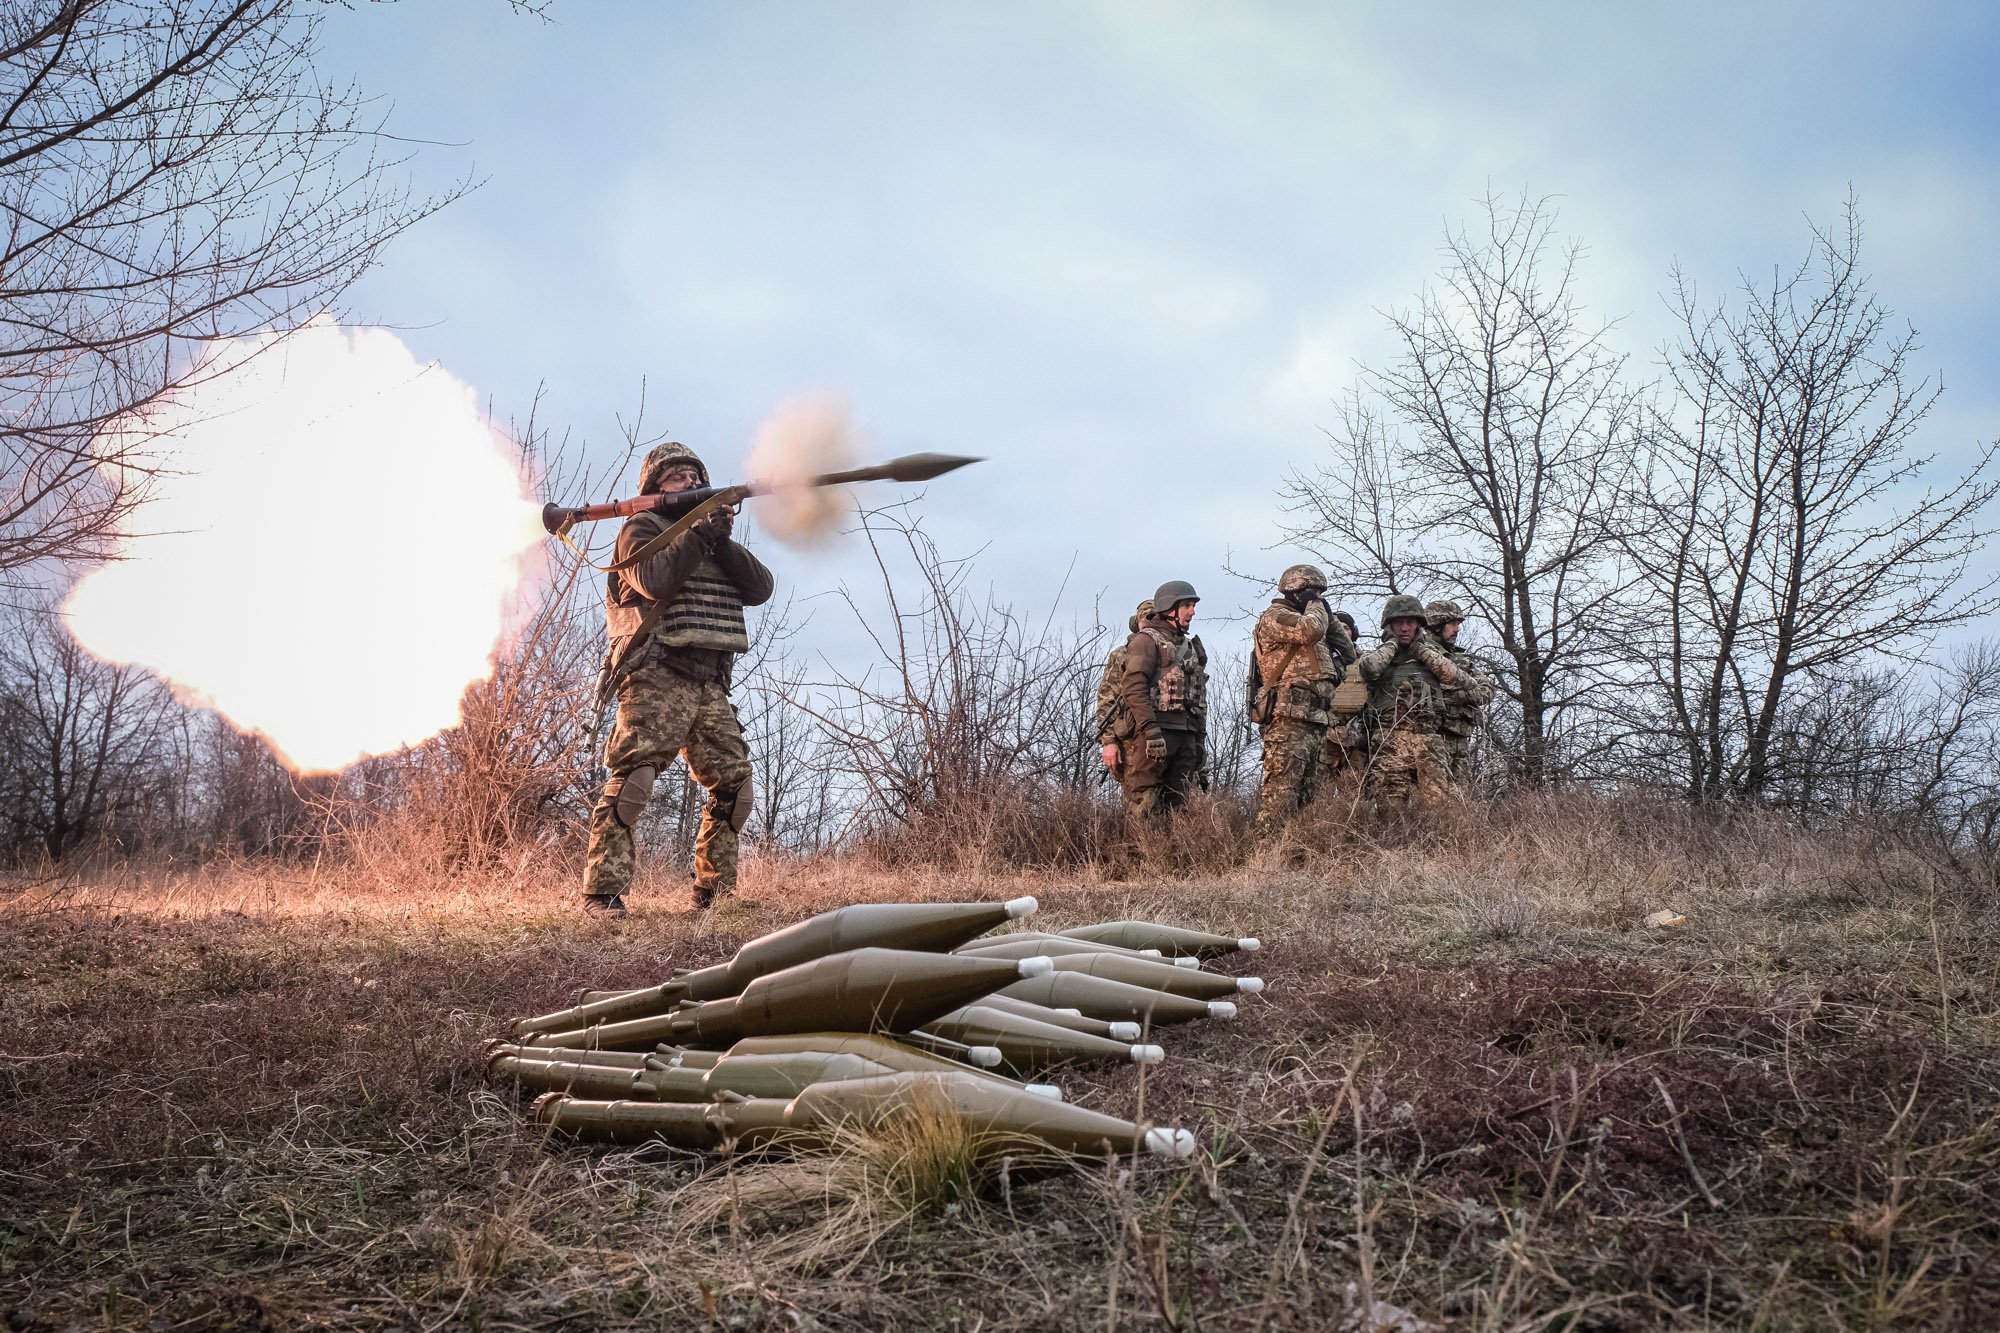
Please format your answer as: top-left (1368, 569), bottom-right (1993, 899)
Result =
top-left (1094, 600), bottom-right (1153, 745)
top-left (1425, 599), bottom-right (1495, 786)
top-left (1353, 595), bottom-right (1458, 808)
top-left (1250, 565), bottom-right (1349, 836)
top-left (1109, 583), bottom-right (1208, 821)
top-left (583, 442), bottom-right (774, 909)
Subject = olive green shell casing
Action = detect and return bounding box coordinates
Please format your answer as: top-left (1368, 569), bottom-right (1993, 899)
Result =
top-left (1042, 952), bottom-right (1263, 1001)
top-left (533, 1071), bottom-right (1194, 1159)
top-left (954, 934), bottom-right (1196, 967)
top-left (999, 971), bottom-right (1236, 1026)
top-left (520, 899), bottom-right (1038, 1036)
top-left (654, 1034), bottom-right (1059, 1098)
top-left (968, 993), bottom-right (1145, 1042)
top-left (1057, 921), bottom-right (1260, 958)
top-left (923, 1005), bottom-right (1165, 1070)
top-left (526, 948), bottom-right (1053, 1052)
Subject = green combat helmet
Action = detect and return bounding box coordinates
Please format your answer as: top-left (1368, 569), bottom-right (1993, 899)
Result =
top-left (1277, 564), bottom-right (1328, 595)
top-left (1424, 599), bottom-right (1465, 630)
top-left (638, 440), bottom-right (712, 494)
top-left (1153, 580), bottom-right (1200, 612)
top-left (1380, 593), bottom-right (1427, 628)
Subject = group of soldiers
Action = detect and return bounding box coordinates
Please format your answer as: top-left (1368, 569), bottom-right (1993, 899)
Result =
top-left (575, 442), bottom-right (1496, 914)
top-left (1093, 566), bottom-right (1494, 839)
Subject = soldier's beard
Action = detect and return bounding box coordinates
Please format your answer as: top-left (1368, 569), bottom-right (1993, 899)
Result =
top-left (62, 318), bottom-right (546, 775)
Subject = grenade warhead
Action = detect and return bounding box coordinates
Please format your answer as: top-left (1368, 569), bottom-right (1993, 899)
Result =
top-left (972, 993), bottom-right (1144, 1042)
top-left (525, 948), bottom-right (1054, 1051)
top-left (516, 898), bottom-right (1038, 1036)
top-left (1058, 921), bottom-right (1260, 958)
top-left (658, 1033), bottom-right (1052, 1093)
top-left (923, 1004), bottom-right (1166, 1069)
top-left (531, 1070), bottom-right (1196, 1159)
top-left (956, 933), bottom-right (1201, 969)
top-left (1042, 952), bottom-right (1264, 1001)
top-left (1001, 970), bottom-right (1237, 1025)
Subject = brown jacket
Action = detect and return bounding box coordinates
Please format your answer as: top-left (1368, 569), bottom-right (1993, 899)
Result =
top-left (1116, 614), bottom-right (1207, 736)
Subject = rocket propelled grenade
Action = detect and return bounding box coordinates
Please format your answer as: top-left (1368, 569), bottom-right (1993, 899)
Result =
top-left (525, 948), bottom-right (1053, 1051)
top-left (514, 899), bottom-right (1038, 1037)
top-left (923, 1005), bottom-right (1167, 1070)
top-left (1059, 921), bottom-right (1260, 958)
top-left (656, 1033), bottom-right (1056, 1096)
top-left (531, 1071), bottom-right (1194, 1159)
top-left (1041, 952), bottom-right (1264, 1001)
top-left (970, 993), bottom-right (1145, 1042)
top-left (540, 452), bottom-right (985, 535)
top-left (1001, 971), bottom-right (1237, 1025)
top-left (956, 934), bottom-right (1200, 969)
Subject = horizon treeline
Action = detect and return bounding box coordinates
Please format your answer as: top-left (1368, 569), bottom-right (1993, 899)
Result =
top-left (4, 193), bottom-right (1998, 881)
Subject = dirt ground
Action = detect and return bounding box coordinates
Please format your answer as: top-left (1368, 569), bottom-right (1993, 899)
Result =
top-left (3, 799), bottom-right (1997, 1331)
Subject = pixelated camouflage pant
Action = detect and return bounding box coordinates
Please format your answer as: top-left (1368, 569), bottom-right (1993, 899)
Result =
top-left (1255, 716), bottom-right (1327, 835)
top-left (1439, 728), bottom-right (1475, 785)
top-left (1120, 727), bottom-right (1202, 823)
top-left (584, 661), bottom-right (752, 898)
top-left (1362, 726), bottom-right (1451, 808)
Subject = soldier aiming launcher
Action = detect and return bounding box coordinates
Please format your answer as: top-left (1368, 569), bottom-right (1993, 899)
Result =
top-left (539, 451), bottom-right (984, 537)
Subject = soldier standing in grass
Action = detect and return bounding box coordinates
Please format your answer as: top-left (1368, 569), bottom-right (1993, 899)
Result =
top-left (1425, 599), bottom-right (1495, 787)
top-left (1103, 581), bottom-right (1208, 822)
top-left (1248, 565), bottom-right (1351, 836)
top-left (582, 441), bottom-right (775, 915)
top-left (1353, 593), bottom-right (1459, 808)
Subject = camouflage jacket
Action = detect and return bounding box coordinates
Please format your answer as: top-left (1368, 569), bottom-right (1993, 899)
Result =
top-left (1353, 631), bottom-right (1457, 735)
top-left (1436, 642), bottom-right (1495, 736)
top-left (1114, 615), bottom-right (1208, 737)
top-left (1250, 599), bottom-right (1346, 727)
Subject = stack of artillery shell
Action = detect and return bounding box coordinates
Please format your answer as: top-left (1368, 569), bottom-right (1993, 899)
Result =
top-left (491, 899), bottom-right (1262, 1163)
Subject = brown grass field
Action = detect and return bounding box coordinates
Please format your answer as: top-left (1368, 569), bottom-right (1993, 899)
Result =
top-left (3, 794), bottom-right (1998, 1331)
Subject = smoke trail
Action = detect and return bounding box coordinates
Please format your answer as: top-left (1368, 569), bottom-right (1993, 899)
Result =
top-left (745, 394), bottom-right (859, 547)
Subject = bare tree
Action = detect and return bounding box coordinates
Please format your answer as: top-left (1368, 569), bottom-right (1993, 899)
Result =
top-left (1279, 192), bottom-right (1643, 783)
top-left (1626, 199), bottom-right (1998, 802)
top-left (1, 0), bottom-right (458, 574)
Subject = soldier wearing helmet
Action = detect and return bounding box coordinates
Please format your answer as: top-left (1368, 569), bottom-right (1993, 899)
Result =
top-left (1424, 599), bottom-right (1494, 786)
top-left (1105, 580), bottom-right (1209, 822)
top-left (1093, 599), bottom-right (1154, 750)
top-left (1247, 564), bottom-right (1353, 836)
top-left (581, 440), bottom-right (775, 915)
top-left (1351, 593), bottom-right (1460, 807)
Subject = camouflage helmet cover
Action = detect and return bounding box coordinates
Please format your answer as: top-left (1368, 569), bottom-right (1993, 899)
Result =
top-left (1152, 580), bottom-right (1200, 611)
top-left (1127, 598), bottom-right (1155, 633)
top-left (1380, 593), bottom-right (1427, 628)
top-left (1277, 563), bottom-right (1328, 595)
top-left (638, 441), bottom-right (711, 494)
top-left (1424, 599), bottom-right (1466, 629)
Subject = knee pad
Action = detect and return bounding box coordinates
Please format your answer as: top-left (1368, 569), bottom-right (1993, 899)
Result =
top-left (609, 766), bottom-right (657, 829)
top-left (707, 783), bottom-right (754, 833)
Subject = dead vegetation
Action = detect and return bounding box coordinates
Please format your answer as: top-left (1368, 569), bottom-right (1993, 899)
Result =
top-left (2, 792), bottom-right (1997, 1331)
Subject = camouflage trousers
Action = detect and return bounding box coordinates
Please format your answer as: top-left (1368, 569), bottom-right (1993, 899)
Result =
top-left (584, 660), bottom-right (752, 900)
top-left (1438, 728), bottom-right (1475, 786)
top-left (1255, 716), bottom-right (1327, 836)
top-left (1362, 726), bottom-right (1451, 808)
top-left (1119, 727), bottom-right (1202, 823)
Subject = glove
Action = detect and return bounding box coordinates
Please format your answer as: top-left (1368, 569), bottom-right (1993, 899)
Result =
top-left (1143, 733), bottom-right (1169, 762)
top-left (1356, 643), bottom-right (1395, 682)
top-left (1416, 643), bottom-right (1459, 686)
top-left (694, 505), bottom-right (734, 543)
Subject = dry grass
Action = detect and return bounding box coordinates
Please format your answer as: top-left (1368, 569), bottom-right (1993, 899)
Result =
top-left (3, 792), bottom-right (1998, 1330)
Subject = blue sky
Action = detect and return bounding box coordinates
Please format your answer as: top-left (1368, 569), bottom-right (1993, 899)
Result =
top-left (317, 2), bottom-right (2000, 664)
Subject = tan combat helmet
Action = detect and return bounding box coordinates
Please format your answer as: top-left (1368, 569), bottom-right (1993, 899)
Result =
top-left (1128, 598), bottom-right (1154, 633)
top-left (639, 440), bottom-right (711, 494)
top-left (1380, 593), bottom-right (1427, 628)
top-left (1424, 599), bottom-right (1466, 630)
top-left (1277, 564), bottom-right (1328, 595)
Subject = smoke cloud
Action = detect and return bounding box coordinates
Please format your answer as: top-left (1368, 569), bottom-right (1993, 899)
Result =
top-left (745, 393), bottom-right (859, 547)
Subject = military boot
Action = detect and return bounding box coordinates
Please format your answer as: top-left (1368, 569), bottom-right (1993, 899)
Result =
top-left (582, 893), bottom-right (628, 918)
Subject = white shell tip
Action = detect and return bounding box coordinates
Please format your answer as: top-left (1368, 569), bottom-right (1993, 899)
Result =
top-left (967, 1045), bottom-right (1003, 1068)
top-left (1108, 1021), bottom-right (1142, 1041)
top-left (1237, 977), bottom-right (1265, 994)
top-left (1004, 896), bottom-right (1039, 918)
top-left (1131, 1044), bottom-right (1166, 1064)
top-left (1207, 1001), bottom-right (1238, 1020)
top-left (1026, 1083), bottom-right (1063, 1100)
top-left (1238, 938), bottom-right (1261, 952)
top-left (1016, 955), bottom-right (1055, 978)
top-left (1143, 1127), bottom-right (1197, 1158)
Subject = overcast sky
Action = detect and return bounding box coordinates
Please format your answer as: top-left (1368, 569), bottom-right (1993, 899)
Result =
top-left (316, 1), bottom-right (2000, 667)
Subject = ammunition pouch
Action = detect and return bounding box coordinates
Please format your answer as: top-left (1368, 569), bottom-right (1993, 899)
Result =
top-left (611, 766), bottom-right (657, 828)
top-left (1272, 680), bottom-right (1335, 727)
